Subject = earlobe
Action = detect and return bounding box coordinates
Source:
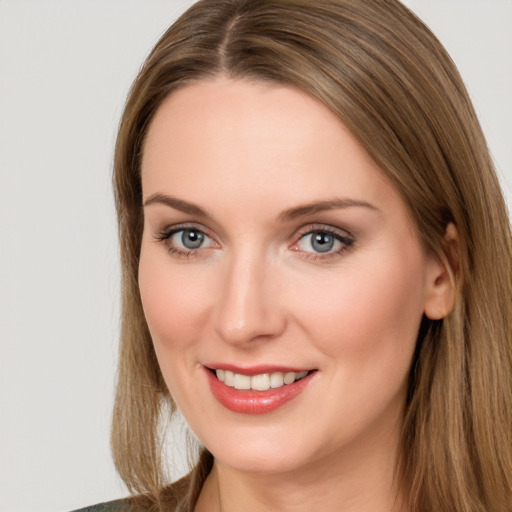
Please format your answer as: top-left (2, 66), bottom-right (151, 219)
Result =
top-left (423, 223), bottom-right (459, 320)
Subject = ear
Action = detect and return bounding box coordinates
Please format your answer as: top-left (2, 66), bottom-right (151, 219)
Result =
top-left (423, 223), bottom-right (459, 320)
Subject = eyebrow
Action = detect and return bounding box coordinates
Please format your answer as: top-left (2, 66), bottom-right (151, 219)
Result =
top-left (278, 198), bottom-right (380, 221)
top-left (143, 193), bottom-right (210, 218)
top-left (143, 193), bottom-right (379, 220)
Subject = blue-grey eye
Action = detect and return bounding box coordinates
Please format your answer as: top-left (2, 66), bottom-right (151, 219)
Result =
top-left (311, 232), bottom-right (335, 252)
top-left (167, 228), bottom-right (212, 251)
top-left (297, 230), bottom-right (344, 254)
top-left (181, 229), bottom-right (205, 249)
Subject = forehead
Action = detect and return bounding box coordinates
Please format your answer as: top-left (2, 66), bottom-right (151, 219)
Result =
top-left (141, 78), bottom-right (399, 218)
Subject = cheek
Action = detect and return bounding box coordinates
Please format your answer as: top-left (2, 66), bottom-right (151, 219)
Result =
top-left (288, 248), bottom-right (427, 362)
top-left (138, 248), bottom-right (215, 412)
top-left (138, 247), bottom-right (212, 354)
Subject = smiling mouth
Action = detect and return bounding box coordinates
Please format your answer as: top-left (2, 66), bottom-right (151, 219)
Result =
top-left (211, 369), bottom-right (312, 391)
top-left (206, 366), bottom-right (316, 413)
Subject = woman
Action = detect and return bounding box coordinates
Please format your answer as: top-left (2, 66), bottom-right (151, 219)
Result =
top-left (79, 0), bottom-right (512, 510)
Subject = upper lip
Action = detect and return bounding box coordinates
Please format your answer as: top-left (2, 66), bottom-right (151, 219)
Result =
top-left (204, 363), bottom-right (315, 376)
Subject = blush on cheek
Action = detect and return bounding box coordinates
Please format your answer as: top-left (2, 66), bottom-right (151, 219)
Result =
top-left (290, 252), bottom-right (425, 362)
top-left (139, 260), bottom-right (213, 355)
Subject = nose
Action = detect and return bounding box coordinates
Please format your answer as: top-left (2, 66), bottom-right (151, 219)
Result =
top-left (213, 250), bottom-right (286, 346)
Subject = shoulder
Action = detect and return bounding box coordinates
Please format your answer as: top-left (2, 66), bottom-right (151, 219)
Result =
top-left (70, 497), bottom-right (153, 512)
top-left (70, 467), bottom-right (202, 512)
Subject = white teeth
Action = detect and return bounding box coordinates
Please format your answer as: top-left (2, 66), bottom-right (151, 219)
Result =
top-left (233, 373), bottom-right (251, 390)
top-left (270, 372), bottom-right (284, 388)
top-left (283, 372), bottom-right (296, 385)
top-left (251, 373), bottom-right (271, 391)
top-left (214, 369), bottom-right (310, 390)
top-left (224, 370), bottom-right (235, 386)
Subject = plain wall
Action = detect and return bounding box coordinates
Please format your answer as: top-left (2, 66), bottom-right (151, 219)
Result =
top-left (0, 1), bottom-right (510, 511)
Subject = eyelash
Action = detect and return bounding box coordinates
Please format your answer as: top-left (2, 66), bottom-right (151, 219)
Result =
top-left (293, 225), bottom-right (354, 261)
top-left (154, 224), bottom-right (214, 259)
top-left (154, 223), bottom-right (355, 261)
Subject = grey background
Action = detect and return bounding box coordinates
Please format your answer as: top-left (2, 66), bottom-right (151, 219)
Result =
top-left (1, 1), bottom-right (511, 511)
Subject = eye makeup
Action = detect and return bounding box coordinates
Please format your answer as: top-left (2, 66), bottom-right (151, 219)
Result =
top-left (153, 221), bottom-right (355, 262)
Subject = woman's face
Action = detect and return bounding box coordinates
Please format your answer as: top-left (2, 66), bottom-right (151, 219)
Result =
top-left (139, 78), bottom-right (447, 475)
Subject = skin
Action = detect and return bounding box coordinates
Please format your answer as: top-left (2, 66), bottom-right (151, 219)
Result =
top-left (139, 78), bottom-right (455, 512)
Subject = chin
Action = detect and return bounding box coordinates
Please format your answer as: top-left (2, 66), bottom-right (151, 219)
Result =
top-left (214, 445), bottom-right (308, 475)
top-left (198, 422), bottom-right (327, 476)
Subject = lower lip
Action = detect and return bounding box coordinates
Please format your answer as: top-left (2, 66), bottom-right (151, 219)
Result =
top-left (205, 369), bottom-right (315, 414)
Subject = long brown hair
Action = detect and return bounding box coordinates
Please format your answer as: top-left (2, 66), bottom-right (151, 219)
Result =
top-left (111, 1), bottom-right (512, 510)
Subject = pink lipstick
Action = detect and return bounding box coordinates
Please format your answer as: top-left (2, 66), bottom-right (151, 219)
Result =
top-left (204, 365), bottom-right (316, 414)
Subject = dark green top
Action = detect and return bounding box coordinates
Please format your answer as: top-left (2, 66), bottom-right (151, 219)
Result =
top-left (70, 478), bottom-right (190, 512)
top-left (72, 453), bottom-right (211, 512)
top-left (71, 498), bottom-right (141, 512)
